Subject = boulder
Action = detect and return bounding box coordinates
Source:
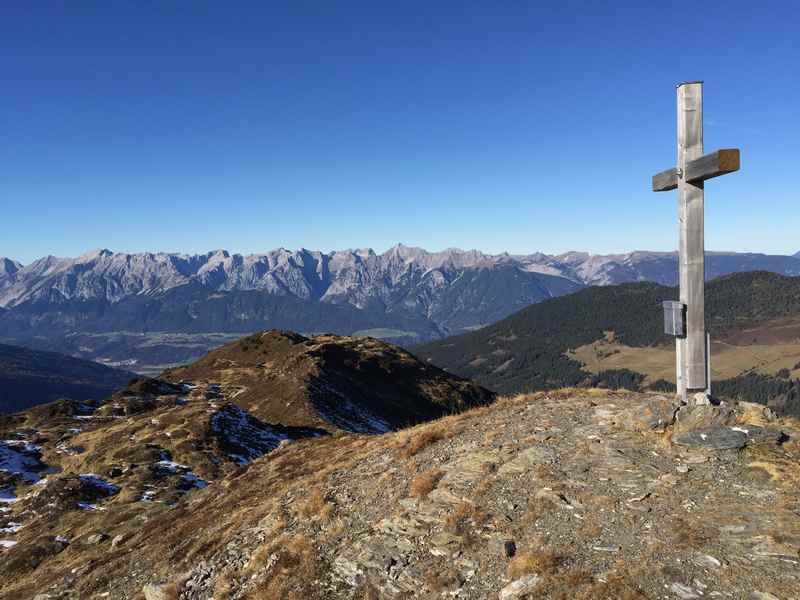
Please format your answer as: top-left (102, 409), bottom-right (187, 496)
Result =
top-left (499, 574), bottom-right (541, 599)
top-left (622, 395), bottom-right (680, 432)
top-left (143, 583), bottom-right (175, 600)
top-left (673, 427), bottom-right (747, 450)
top-left (674, 403), bottom-right (737, 434)
top-left (84, 533), bottom-right (108, 545)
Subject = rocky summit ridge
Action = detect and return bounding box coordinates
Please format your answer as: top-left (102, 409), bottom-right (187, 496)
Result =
top-left (1, 382), bottom-right (798, 599)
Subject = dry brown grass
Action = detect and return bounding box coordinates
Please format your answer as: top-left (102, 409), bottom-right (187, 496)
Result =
top-left (409, 468), bottom-right (445, 499)
top-left (161, 583), bottom-right (181, 600)
top-left (298, 487), bottom-right (334, 521)
top-left (444, 501), bottom-right (489, 535)
top-left (212, 571), bottom-right (234, 600)
top-left (358, 583), bottom-right (382, 600)
top-left (658, 425), bottom-right (675, 448)
top-left (245, 534), bottom-right (317, 600)
top-left (243, 513), bottom-right (288, 575)
top-left (507, 549), bottom-right (560, 579)
top-left (151, 573), bottom-right (191, 600)
top-left (473, 473), bottom-right (495, 498)
top-left (518, 498), bottom-right (547, 530)
top-left (746, 435), bottom-right (800, 488)
top-left (671, 516), bottom-right (713, 549)
top-left (397, 425), bottom-right (447, 458)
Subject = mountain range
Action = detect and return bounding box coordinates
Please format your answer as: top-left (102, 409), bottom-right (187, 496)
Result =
top-left (2, 246), bottom-right (800, 373)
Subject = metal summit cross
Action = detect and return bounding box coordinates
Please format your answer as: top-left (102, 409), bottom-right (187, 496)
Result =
top-left (652, 81), bottom-right (741, 402)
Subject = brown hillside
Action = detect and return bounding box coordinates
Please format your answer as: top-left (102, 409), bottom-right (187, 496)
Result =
top-left (161, 330), bottom-right (496, 433)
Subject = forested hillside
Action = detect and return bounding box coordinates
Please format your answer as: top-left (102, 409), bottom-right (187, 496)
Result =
top-left (0, 344), bottom-right (135, 414)
top-left (415, 272), bottom-right (800, 403)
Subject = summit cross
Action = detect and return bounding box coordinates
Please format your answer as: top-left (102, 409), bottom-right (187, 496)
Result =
top-left (652, 81), bottom-right (741, 402)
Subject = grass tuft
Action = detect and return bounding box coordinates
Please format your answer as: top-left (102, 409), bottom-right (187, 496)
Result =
top-left (409, 468), bottom-right (446, 499)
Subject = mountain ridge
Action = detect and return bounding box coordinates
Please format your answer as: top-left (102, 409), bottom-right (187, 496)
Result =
top-left (0, 343), bottom-right (135, 414)
top-left (3, 245), bottom-right (800, 308)
top-left (3, 246), bottom-right (800, 374)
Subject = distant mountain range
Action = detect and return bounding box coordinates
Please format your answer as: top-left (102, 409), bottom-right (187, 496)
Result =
top-left (0, 343), bottom-right (134, 414)
top-left (2, 246), bottom-right (800, 372)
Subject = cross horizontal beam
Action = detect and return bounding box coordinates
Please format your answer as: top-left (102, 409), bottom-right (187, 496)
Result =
top-left (652, 148), bottom-right (740, 192)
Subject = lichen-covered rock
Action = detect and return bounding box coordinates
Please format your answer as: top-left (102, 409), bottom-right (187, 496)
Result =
top-left (623, 394), bottom-right (680, 432)
top-left (673, 426), bottom-right (748, 450)
top-left (499, 574), bottom-right (541, 599)
top-left (674, 403), bottom-right (738, 433)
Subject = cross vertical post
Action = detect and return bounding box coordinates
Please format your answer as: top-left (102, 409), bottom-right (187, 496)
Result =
top-left (678, 81), bottom-right (706, 396)
top-left (652, 82), bottom-right (741, 403)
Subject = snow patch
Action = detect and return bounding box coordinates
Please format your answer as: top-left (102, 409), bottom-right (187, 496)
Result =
top-left (0, 522), bottom-right (22, 534)
top-left (0, 486), bottom-right (18, 504)
top-left (152, 460), bottom-right (208, 490)
top-left (78, 474), bottom-right (120, 495)
top-left (0, 440), bottom-right (46, 483)
top-left (309, 383), bottom-right (391, 434)
top-left (181, 472), bottom-right (208, 489)
top-left (210, 404), bottom-right (325, 464)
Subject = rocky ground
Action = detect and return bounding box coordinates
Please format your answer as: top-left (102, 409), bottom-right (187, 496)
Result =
top-left (2, 385), bottom-right (798, 599)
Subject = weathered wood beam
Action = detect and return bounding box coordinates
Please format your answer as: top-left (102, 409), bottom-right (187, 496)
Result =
top-left (652, 148), bottom-right (740, 192)
top-left (652, 167), bottom-right (678, 192)
top-left (678, 81), bottom-right (706, 391)
top-left (685, 148), bottom-right (740, 184)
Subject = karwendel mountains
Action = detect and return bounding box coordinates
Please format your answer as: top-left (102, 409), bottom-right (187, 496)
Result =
top-left (2, 245), bottom-right (800, 374)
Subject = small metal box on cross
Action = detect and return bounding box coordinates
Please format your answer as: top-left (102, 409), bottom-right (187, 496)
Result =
top-left (652, 81), bottom-right (741, 402)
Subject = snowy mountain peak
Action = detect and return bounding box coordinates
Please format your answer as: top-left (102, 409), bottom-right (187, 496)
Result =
top-left (77, 248), bottom-right (113, 263)
top-left (0, 258), bottom-right (22, 278)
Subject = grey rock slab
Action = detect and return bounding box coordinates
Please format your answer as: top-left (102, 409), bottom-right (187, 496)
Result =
top-left (737, 401), bottom-right (778, 422)
top-left (143, 584), bottom-right (172, 600)
top-left (622, 395), bottom-right (680, 432)
top-left (749, 535), bottom-right (800, 561)
top-left (673, 427), bottom-right (747, 450)
top-left (728, 425), bottom-right (784, 445)
top-left (333, 555), bottom-right (365, 587)
top-left (375, 514), bottom-right (431, 537)
top-left (670, 582), bottom-right (702, 599)
top-left (534, 488), bottom-right (573, 509)
top-left (692, 553), bottom-right (723, 569)
top-left (428, 532), bottom-right (463, 557)
top-left (674, 404), bottom-right (738, 433)
top-left (497, 447), bottom-right (549, 476)
top-left (499, 574), bottom-right (541, 599)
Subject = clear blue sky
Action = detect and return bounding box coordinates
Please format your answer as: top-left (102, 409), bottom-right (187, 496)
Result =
top-left (2, 1), bottom-right (798, 264)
